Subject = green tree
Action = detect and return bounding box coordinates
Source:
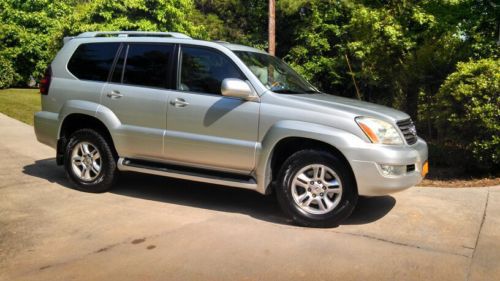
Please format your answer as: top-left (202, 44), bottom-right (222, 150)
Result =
top-left (193, 0), bottom-right (268, 44)
top-left (0, 0), bottom-right (74, 86)
top-left (67, 0), bottom-right (203, 37)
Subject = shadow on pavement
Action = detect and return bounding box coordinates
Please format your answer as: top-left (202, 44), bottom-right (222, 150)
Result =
top-left (23, 158), bottom-right (396, 227)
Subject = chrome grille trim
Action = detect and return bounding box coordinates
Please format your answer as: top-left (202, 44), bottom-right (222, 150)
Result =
top-left (396, 119), bottom-right (418, 145)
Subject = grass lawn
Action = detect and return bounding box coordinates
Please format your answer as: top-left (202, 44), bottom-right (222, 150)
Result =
top-left (0, 88), bottom-right (40, 125)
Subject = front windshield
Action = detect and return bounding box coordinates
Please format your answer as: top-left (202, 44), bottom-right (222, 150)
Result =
top-left (235, 51), bottom-right (319, 94)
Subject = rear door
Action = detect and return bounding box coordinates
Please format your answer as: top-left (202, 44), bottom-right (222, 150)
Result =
top-left (164, 45), bottom-right (260, 173)
top-left (100, 43), bottom-right (174, 160)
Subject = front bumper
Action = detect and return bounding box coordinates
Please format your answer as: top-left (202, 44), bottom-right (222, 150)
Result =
top-left (349, 138), bottom-right (428, 196)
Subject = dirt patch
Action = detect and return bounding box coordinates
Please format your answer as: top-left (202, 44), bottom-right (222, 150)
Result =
top-left (420, 177), bottom-right (500, 188)
top-left (419, 166), bottom-right (499, 187)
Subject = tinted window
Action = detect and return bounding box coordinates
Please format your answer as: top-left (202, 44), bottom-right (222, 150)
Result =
top-left (179, 46), bottom-right (244, 95)
top-left (68, 43), bottom-right (120, 81)
top-left (122, 44), bottom-right (173, 88)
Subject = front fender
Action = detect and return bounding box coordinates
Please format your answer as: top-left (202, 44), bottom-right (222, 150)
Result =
top-left (255, 120), bottom-right (366, 194)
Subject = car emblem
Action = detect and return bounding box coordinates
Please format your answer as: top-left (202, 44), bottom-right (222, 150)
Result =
top-left (409, 124), bottom-right (417, 136)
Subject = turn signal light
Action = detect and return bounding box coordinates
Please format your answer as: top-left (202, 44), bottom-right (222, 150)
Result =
top-left (422, 161), bottom-right (429, 177)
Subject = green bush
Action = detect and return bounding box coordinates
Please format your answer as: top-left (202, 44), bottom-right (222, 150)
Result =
top-left (0, 57), bottom-right (16, 89)
top-left (434, 58), bottom-right (500, 173)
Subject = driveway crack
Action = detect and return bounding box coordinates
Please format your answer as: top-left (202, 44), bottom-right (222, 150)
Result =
top-left (466, 188), bottom-right (490, 281)
top-left (332, 230), bottom-right (470, 258)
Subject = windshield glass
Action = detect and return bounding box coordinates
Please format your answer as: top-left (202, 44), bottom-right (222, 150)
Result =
top-left (235, 51), bottom-right (319, 94)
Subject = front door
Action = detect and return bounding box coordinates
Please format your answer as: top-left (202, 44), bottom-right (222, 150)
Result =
top-left (164, 45), bottom-right (259, 173)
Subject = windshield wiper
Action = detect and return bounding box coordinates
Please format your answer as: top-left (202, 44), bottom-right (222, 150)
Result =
top-left (272, 89), bottom-right (302, 94)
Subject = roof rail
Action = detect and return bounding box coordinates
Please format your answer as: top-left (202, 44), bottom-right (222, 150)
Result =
top-left (75, 31), bottom-right (192, 39)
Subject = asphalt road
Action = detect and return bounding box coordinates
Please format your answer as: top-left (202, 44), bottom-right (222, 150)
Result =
top-left (1, 113), bottom-right (499, 281)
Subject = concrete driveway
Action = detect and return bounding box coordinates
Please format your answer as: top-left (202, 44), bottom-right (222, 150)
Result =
top-left (0, 113), bottom-right (499, 281)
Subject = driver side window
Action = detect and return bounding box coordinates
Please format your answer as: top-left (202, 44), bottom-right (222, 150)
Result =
top-left (179, 46), bottom-right (244, 95)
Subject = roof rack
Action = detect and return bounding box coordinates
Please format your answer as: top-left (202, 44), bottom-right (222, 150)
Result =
top-left (75, 31), bottom-right (192, 39)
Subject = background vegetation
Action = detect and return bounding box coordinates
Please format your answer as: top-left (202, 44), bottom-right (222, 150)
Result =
top-left (0, 0), bottom-right (498, 175)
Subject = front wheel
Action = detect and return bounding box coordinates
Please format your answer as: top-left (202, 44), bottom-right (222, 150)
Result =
top-left (275, 150), bottom-right (358, 227)
top-left (64, 128), bottom-right (117, 193)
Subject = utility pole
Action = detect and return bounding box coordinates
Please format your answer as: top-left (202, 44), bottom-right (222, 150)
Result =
top-left (268, 0), bottom-right (275, 55)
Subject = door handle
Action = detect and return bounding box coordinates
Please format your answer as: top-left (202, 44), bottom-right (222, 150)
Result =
top-left (170, 98), bottom-right (189, 108)
top-left (106, 90), bottom-right (123, 99)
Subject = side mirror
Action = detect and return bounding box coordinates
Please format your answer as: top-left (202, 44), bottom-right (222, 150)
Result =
top-left (221, 78), bottom-right (255, 100)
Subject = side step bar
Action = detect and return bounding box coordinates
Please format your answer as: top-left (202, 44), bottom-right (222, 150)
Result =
top-left (117, 158), bottom-right (258, 190)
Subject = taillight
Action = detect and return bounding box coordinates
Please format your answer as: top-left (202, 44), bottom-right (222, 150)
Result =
top-left (39, 67), bottom-right (52, 95)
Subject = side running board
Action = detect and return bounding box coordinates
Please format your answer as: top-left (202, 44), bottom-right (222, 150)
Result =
top-left (117, 158), bottom-right (258, 190)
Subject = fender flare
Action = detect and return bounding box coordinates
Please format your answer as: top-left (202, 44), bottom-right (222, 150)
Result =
top-left (255, 120), bottom-right (365, 194)
top-left (58, 100), bottom-right (121, 138)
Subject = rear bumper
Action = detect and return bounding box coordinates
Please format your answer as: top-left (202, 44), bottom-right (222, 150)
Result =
top-left (34, 111), bottom-right (59, 149)
top-left (349, 138), bottom-right (428, 196)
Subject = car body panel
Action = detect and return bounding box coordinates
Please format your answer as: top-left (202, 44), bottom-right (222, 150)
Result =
top-left (165, 91), bottom-right (260, 173)
top-left (100, 83), bottom-right (170, 159)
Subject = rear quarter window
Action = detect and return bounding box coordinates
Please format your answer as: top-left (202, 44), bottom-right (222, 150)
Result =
top-left (67, 43), bottom-right (120, 81)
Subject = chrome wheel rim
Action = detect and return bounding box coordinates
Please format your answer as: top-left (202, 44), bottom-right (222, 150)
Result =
top-left (291, 164), bottom-right (343, 215)
top-left (71, 141), bottom-right (102, 181)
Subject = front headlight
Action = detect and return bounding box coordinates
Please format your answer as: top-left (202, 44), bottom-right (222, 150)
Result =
top-left (355, 117), bottom-right (403, 145)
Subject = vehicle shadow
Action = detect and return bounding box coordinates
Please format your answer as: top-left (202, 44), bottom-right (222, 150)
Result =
top-left (23, 158), bottom-right (396, 227)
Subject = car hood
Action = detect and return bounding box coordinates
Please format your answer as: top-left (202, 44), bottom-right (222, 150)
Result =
top-left (276, 93), bottom-right (410, 122)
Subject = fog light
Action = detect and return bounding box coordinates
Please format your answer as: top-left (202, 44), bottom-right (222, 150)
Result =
top-left (379, 164), bottom-right (406, 176)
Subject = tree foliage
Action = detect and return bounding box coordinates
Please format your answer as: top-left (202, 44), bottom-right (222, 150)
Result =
top-left (0, 0), bottom-right (74, 86)
top-left (0, 0), bottom-right (203, 86)
top-left (67, 0), bottom-right (203, 36)
top-left (194, 0), bottom-right (267, 45)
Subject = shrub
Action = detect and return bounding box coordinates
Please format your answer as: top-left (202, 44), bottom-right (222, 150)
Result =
top-left (434, 58), bottom-right (500, 173)
top-left (0, 57), bottom-right (16, 89)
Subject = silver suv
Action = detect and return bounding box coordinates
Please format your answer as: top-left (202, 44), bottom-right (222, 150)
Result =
top-left (34, 31), bottom-right (428, 227)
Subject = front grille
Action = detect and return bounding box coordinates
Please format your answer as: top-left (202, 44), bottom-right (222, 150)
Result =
top-left (397, 118), bottom-right (418, 145)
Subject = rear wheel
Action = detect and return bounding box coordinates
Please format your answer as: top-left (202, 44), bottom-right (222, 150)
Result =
top-left (275, 149), bottom-right (357, 227)
top-left (64, 128), bottom-right (117, 192)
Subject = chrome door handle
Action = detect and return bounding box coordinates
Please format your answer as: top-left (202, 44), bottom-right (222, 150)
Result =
top-left (170, 98), bottom-right (189, 107)
top-left (107, 90), bottom-right (123, 99)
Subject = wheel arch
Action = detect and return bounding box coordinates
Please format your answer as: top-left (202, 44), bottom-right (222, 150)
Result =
top-left (57, 113), bottom-right (118, 165)
top-left (255, 121), bottom-right (361, 195)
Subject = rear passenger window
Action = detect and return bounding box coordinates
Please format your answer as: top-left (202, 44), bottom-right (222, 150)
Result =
top-left (68, 43), bottom-right (120, 82)
top-left (122, 44), bottom-right (173, 88)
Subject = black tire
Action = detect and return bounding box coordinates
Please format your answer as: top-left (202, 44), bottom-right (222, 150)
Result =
top-left (64, 128), bottom-right (117, 193)
top-left (275, 149), bottom-right (358, 227)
